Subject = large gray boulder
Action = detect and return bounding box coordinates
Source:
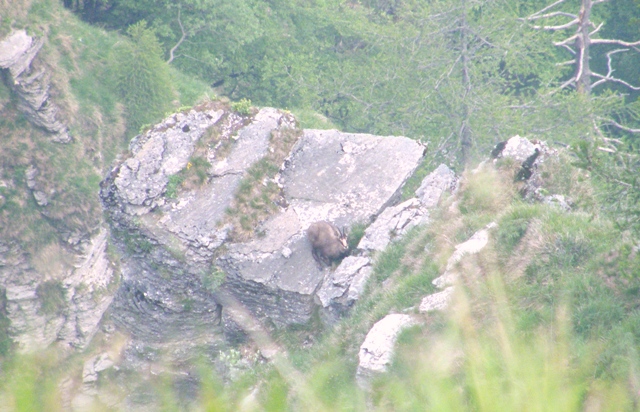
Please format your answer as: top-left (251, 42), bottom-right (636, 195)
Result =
top-left (101, 105), bottom-right (289, 344)
top-left (221, 129), bottom-right (425, 327)
top-left (281, 130), bottom-right (424, 225)
top-left (101, 108), bottom-right (426, 345)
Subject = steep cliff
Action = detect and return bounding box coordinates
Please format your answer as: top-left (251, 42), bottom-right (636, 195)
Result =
top-left (0, 29), bottom-right (116, 354)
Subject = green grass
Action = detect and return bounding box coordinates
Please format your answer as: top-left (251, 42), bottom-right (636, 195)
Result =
top-left (290, 109), bottom-right (337, 130)
top-left (0, 289), bottom-right (13, 356)
top-left (494, 203), bottom-right (545, 258)
top-left (224, 125), bottom-right (301, 241)
top-left (347, 221), bottom-right (367, 250)
top-left (165, 174), bottom-right (186, 199)
top-left (36, 281), bottom-right (66, 316)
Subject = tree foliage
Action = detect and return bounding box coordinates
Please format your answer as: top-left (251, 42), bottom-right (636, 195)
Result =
top-left (72, 0), bottom-right (640, 168)
top-left (108, 21), bottom-right (174, 132)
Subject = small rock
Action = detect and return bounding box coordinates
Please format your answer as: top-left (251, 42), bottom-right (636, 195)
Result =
top-left (415, 164), bottom-right (458, 208)
top-left (33, 190), bottom-right (48, 206)
top-left (543, 194), bottom-right (571, 211)
top-left (346, 265), bottom-right (373, 301)
top-left (93, 353), bottom-right (114, 373)
top-left (357, 314), bottom-right (418, 389)
top-left (419, 287), bottom-right (454, 313)
top-left (25, 165), bottom-right (38, 189)
top-left (358, 198), bottom-right (426, 252)
top-left (501, 135), bottom-right (539, 162)
top-left (316, 256), bottom-right (371, 307)
top-left (432, 223), bottom-right (497, 289)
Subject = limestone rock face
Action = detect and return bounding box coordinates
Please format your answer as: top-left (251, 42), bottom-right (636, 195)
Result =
top-left (0, 30), bottom-right (70, 142)
top-left (101, 105), bottom-right (280, 345)
top-left (101, 107), bottom-right (425, 347)
top-left (416, 163), bottom-right (459, 208)
top-left (221, 130), bottom-right (425, 327)
top-left (0, 228), bottom-right (116, 352)
top-left (316, 164), bottom-right (457, 321)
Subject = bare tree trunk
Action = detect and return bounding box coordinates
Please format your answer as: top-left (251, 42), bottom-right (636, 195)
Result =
top-left (575, 0), bottom-right (592, 94)
top-left (460, 3), bottom-right (472, 165)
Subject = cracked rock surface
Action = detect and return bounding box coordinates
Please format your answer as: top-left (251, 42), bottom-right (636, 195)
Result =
top-left (101, 107), bottom-right (425, 345)
top-left (0, 30), bottom-right (70, 142)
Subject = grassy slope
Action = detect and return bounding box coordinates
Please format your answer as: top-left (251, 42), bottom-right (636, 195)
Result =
top-left (211, 156), bottom-right (640, 411)
top-left (0, 0), bottom-right (212, 252)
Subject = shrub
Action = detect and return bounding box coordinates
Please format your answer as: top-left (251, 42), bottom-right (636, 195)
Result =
top-left (108, 21), bottom-right (174, 134)
top-left (231, 98), bottom-right (253, 116)
top-left (202, 267), bottom-right (226, 292)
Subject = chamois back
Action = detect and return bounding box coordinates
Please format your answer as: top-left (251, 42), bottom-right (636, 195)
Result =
top-left (307, 221), bottom-right (349, 266)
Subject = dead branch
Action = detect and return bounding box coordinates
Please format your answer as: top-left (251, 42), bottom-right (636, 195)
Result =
top-left (591, 38), bottom-right (640, 47)
top-left (591, 49), bottom-right (640, 90)
top-left (529, 0), bottom-right (568, 19)
top-left (604, 137), bottom-right (624, 145)
top-left (589, 21), bottom-right (603, 36)
top-left (525, 11), bottom-right (577, 21)
top-left (554, 33), bottom-right (578, 47)
top-left (597, 146), bottom-right (617, 153)
top-left (602, 119), bottom-right (640, 134)
top-left (531, 19), bottom-right (578, 31)
top-left (167, 8), bottom-right (186, 64)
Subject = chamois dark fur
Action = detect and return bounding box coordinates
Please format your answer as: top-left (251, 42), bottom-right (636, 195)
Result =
top-left (307, 221), bottom-right (349, 267)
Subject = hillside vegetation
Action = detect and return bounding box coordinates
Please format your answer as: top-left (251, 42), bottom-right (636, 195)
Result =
top-left (1, 0), bottom-right (640, 410)
top-left (4, 149), bottom-right (640, 410)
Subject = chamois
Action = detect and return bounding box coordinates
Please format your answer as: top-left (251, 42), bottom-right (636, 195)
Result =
top-left (307, 221), bottom-right (349, 267)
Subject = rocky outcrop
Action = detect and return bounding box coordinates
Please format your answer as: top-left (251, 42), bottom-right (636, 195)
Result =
top-left (0, 30), bottom-right (70, 142)
top-left (100, 102), bottom-right (426, 348)
top-left (357, 198), bottom-right (427, 252)
top-left (416, 163), bottom-right (459, 208)
top-left (419, 286), bottom-right (454, 313)
top-left (356, 313), bottom-right (418, 388)
top-left (0, 227), bottom-right (116, 352)
top-left (101, 104), bottom-right (248, 344)
top-left (222, 130), bottom-right (426, 327)
top-left (315, 164), bottom-right (458, 320)
top-left (432, 222), bottom-right (497, 289)
top-left (491, 135), bottom-right (564, 207)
